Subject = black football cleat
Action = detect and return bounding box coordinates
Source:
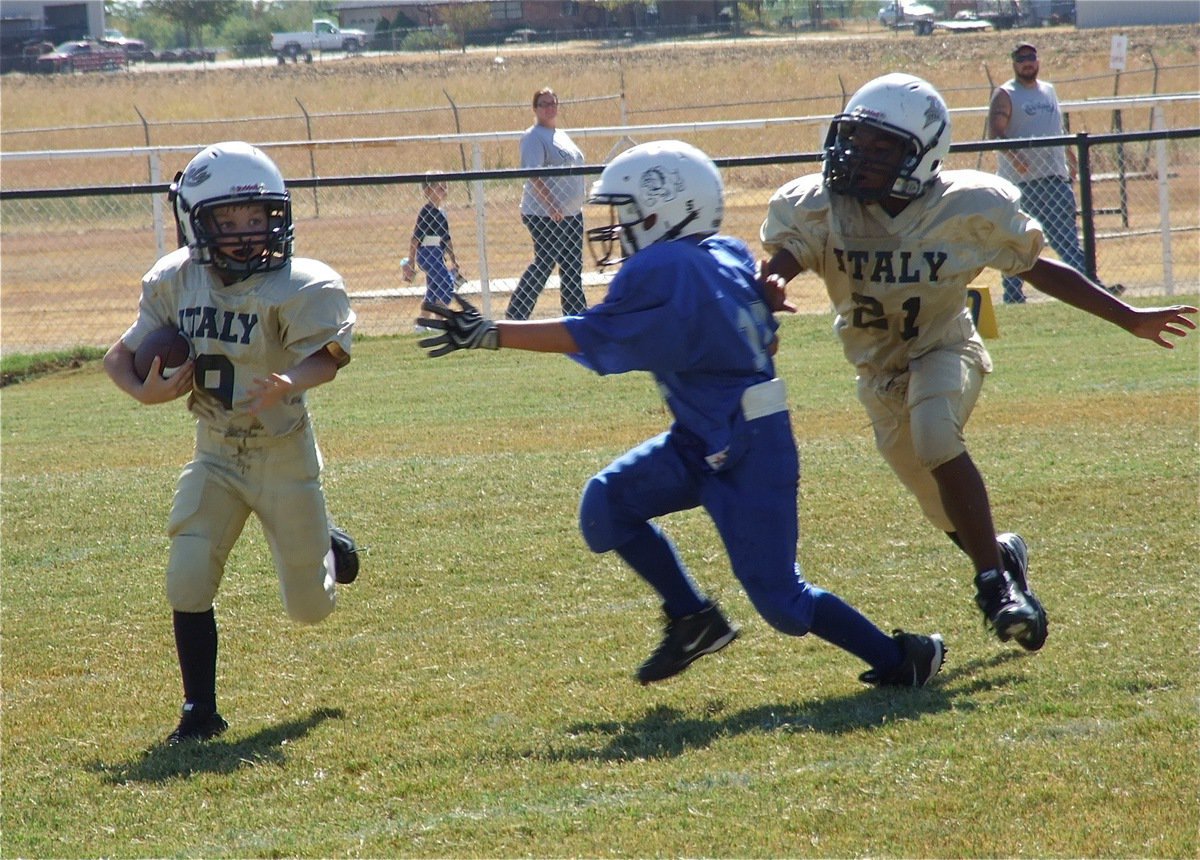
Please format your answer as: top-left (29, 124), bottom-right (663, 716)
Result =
top-left (998, 532), bottom-right (1048, 651)
top-left (636, 602), bottom-right (738, 685)
top-left (974, 567), bottom-right (1039, 645)
top-left (860, 630), bottom-right (946, 687)
top-left (330, 526), bottom-right (360, 584)
top-left (167, 704), bottom-right (228, 745)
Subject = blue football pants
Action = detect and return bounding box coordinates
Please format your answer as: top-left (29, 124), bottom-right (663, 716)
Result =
top-left (578, 414), bottom-right (817, 636)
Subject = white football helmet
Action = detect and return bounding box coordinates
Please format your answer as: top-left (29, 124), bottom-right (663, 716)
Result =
top-left (823, 73), bottom-right (950, 202)
top-left (169, 141), bottom-right (293, 278)
top-left (586, 139), bottom-right (724, 268)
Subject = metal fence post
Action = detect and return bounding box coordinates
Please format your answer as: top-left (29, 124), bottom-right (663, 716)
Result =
top-left (1152, 105), bottom-right (1175, 295)
top-left (1111, 106), bottom-right (1130, 228)
top-left (1111, 70), bottom-right (1130, 228)
top-left (1076, 133), bottom-right (1098, 282)
top-left (619, 66), bottom-right (628, 127)
top-left (295, 98), bottom-right (320, 218)
top-left (444, 89), bottom-right (471, 201)
top-left (472, 142), bottom-right (491, 318)
top-left (150, 150), bottom-right (165, 259)
top-left (133, 106), bottom-right (166, 258)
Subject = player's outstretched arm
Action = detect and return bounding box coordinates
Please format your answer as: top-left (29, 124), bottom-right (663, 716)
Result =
top-left (417, 294), bottom-right (498, 356)
top-left (1118, 303), bottom-right (1199, 348)
top-left (418, 294), bottom-right (579, 357)
top-left (1020, 258), bottom-right (1198, 349)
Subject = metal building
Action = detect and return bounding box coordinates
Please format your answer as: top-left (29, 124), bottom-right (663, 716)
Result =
top-left (1075, 0), bottom-right (1200, 27)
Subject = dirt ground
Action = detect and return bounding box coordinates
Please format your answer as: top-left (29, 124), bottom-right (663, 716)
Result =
top-left (3, 23), bottom-right (1197, 155)
top-left (1, 24), bottom-right (1196, 353)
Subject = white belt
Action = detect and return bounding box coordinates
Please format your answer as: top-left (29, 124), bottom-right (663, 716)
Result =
top-left (420, 236), bottom-right (442, 247)
top-left (742, 378), bottom-right (787, 421)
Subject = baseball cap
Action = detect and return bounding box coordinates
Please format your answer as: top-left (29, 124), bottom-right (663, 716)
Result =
top-left (1011, 42), bottom-right (1037, 57)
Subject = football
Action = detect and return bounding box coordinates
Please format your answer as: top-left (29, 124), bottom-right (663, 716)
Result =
top-left (133, 326), bottom-right (191, 381)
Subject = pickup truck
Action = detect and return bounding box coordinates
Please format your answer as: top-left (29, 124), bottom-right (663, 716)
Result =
top-left (271, 20), bottom-right (368, 61)
top-left (877, 1), bottom-right (936, 28)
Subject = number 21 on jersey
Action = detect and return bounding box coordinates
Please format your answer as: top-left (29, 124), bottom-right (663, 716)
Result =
top-left (852, 292), bottom-right (921, 340)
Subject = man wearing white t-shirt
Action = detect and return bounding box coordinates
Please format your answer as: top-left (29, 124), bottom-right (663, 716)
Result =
top-left (989, 42), bottom-right (1123, 303)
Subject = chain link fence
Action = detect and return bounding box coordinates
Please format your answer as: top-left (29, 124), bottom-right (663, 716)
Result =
top-left (1, 107), bottom-right (1196, 357)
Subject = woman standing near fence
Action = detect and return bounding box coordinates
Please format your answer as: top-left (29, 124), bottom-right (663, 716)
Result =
top-left (506, 87), bottom-right (588, 320)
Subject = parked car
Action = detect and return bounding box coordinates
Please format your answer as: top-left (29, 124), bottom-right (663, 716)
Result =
top-left (102, 28), bottom-right (152, 62)
top-left (36, 39), bottom-right (127, 74)
top-left (19, 39), bottom-right (54, 72)
top-left (0, 17), bottom-right (53, 73)
top-left (271, 19), bottom-right (368, 62)
top-left (505, 28), bottom-right (539, 43)
top-left (153, 47), bottom-right (216, 63)
top-left (180, 47), bottom-right (217, 62)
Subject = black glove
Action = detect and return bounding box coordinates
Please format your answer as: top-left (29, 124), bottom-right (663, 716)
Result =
top-left (418, 293), bottom-right (499, 357)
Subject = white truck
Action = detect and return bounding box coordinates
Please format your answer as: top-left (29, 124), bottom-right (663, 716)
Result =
top-left (271, 20), bottom-right (368, 62)
top-left (877, 1), bottom-right (937, 30)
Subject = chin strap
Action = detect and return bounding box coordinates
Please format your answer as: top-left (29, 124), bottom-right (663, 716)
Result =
top-left (660, 209), bottom-right (700, 242)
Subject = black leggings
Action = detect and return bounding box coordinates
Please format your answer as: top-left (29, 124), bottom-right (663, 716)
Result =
top-left (506, 213), bottom-right (587, 319)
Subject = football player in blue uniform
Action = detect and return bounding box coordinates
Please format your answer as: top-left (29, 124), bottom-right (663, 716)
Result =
top-left (418, 140), bottom-right (945, 688)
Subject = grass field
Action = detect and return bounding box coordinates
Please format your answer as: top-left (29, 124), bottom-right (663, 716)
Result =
top-left (2, 295), bottom-right (1197, 857)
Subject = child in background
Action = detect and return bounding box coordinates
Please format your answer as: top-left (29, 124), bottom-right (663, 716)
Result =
top-left (404, 173), bottom-right (460, 332)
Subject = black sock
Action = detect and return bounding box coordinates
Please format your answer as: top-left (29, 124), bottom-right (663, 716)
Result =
top-left (173, 609), bottom-right (217, 712)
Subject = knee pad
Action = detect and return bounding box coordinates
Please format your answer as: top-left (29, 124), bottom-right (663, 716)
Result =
top-left (756, 602), bottom-right (810, 636)
top-left (272, 536), bottom-right (337, 625)
top-left (166, 534), bottom-right (221, 613)
top-left (910, 394), bottom-right (966, 471)
top-left (751, 586), bottom-right (815, 636)
top-left (743, 566), bottom-right (815, 636)
top-left (281, 571), bottom-right (336, 625)
top-left (578, 476), bottom-right (617, 553)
